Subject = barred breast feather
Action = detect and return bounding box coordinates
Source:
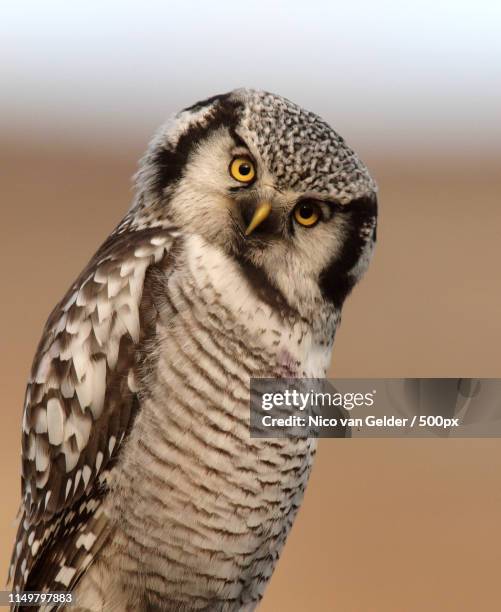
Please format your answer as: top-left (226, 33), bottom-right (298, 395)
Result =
top-left (10, 225), bottom-right (326, 612)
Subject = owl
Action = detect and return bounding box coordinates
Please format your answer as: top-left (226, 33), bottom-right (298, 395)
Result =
top-left (9, 89), bottom-right (377, 611)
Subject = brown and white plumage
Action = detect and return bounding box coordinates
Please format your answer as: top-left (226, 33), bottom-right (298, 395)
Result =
top-left (10, 89), bottom-right (377, 611)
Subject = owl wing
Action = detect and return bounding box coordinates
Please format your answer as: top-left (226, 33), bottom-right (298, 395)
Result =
top-left (9, 221), bottom-right (180, 600)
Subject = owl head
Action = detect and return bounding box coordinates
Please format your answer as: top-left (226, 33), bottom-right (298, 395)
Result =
top-left (133, 89), bottom-right (377, 318)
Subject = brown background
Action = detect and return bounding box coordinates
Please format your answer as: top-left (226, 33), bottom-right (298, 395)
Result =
top-left (1, 141), bottom-right (501, 611)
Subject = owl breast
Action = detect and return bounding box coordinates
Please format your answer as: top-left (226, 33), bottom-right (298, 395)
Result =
top-left (93, 236), bottom-right (327, 611)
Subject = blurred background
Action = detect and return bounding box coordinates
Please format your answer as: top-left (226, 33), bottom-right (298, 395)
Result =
top-left (1, 1), bottom-right (501, 610)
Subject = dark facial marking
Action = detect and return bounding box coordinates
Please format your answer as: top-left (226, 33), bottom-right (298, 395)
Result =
top-left (149, 94), bottom-right (243, 195)
top-left (235, 256), bottom-right (301, 322)
top-left (182, 93), bottom-right (230, 114)
top-left (229, 128), bottom-right (251, 150)
top-left (319, 194), bottom-right (378, 308)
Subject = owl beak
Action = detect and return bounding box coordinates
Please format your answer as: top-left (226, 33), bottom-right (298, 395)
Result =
top-left (244, 201), bottom-right (272, 236)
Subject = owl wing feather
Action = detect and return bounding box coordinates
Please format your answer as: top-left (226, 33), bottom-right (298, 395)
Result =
top-left (9, 221), bottom-right (180, 603)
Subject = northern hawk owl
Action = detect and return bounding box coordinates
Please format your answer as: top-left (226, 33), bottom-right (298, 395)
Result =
top-left (10, 89), bottom-right (377, 611)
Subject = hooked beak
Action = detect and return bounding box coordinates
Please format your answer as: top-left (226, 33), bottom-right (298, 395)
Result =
top-left (244, 201), bottom-right (272, 236)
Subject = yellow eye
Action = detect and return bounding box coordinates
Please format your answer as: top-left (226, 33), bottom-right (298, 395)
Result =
top-left (229, 157), bottom-right (256, 183)
top-left (293, 201), bottom-right (321, 227)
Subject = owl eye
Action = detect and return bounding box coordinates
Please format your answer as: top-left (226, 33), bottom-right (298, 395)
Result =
top-left (229, 157), bottom-right (256, 183)
top-left (293, 201), bottom-right (321, 227)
